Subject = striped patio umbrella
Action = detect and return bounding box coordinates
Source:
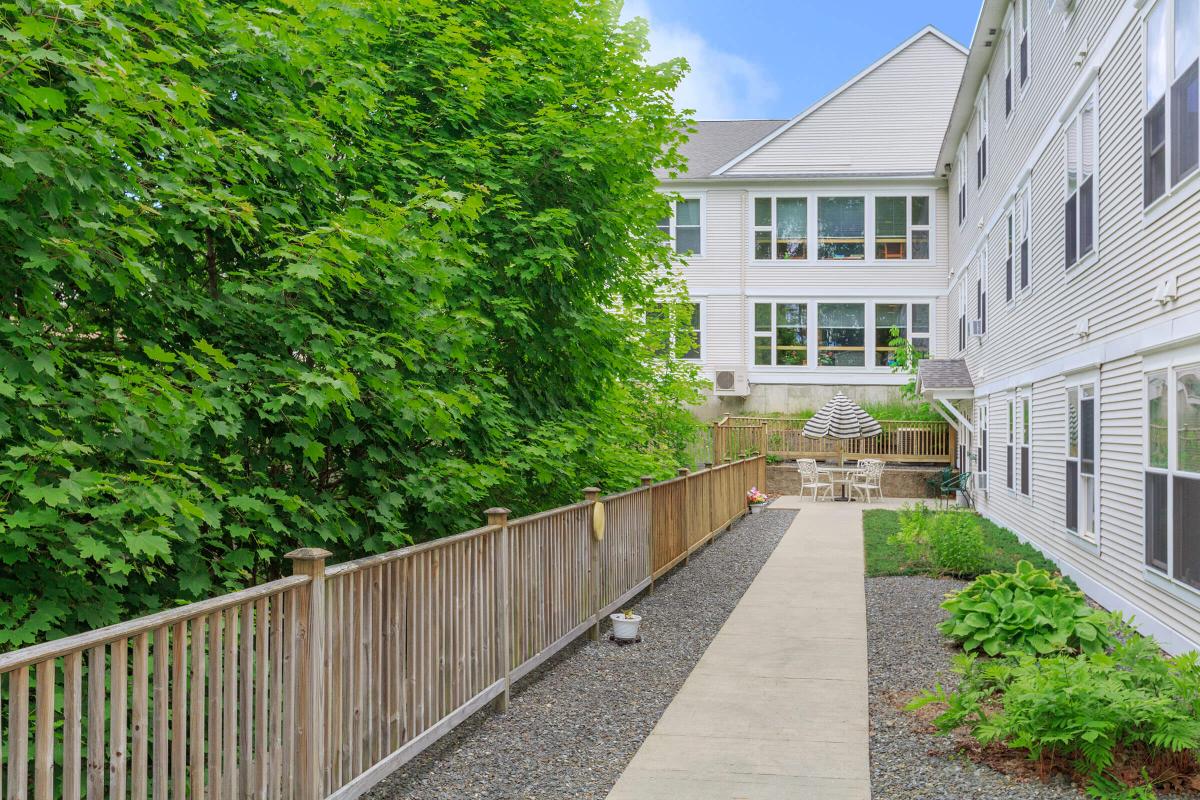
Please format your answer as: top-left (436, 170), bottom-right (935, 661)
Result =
top-left (803, 393), bottom-right (882, 465)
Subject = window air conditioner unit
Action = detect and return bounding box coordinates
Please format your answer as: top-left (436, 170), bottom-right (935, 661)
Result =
top-left (968, 319), bottom-right (985, 337)
top-left (713, 367), bottom-right (750, 397)
top-left (975, 472), bottom-right (989, 493)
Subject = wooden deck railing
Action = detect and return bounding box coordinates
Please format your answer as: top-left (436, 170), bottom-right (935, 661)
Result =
top-left (724, 416), bottom-right (954, 464)
top-left (0, 454), bottom-right (766, 800)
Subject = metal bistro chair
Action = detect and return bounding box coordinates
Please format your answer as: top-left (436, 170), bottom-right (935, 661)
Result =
top-left (940, 470), bottom-right (975, 510)
top-left (796, 458), bottom-right (834, 502)
top-left (850, 459), bottom-right (885, 503)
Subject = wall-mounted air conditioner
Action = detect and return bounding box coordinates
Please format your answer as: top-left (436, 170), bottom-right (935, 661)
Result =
top-left (968, 319), bottom-right (985, 337)
top-left (975, 472), bottom-right (989, 493)
top-left (712, 367), bottom-right (750, 397)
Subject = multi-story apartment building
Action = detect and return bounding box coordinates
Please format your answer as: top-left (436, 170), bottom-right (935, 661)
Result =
top-left (661, 1), bottom-right (1200, 653)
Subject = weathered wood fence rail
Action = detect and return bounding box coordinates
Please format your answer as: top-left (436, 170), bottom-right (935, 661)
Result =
top-left (0, 454), bottom-right (766, 800)
top-left (723, 416), bottom-right (953, 464)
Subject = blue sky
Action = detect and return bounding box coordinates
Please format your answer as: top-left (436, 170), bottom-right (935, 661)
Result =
top-left (622, 0), bottom-right (979, 120)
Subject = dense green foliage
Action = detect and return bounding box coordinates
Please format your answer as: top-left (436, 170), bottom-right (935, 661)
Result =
top-left (927, 512), bottom-right (989, 577)
top-left (0, 0), bottom-right (703, 644)
top-left (939, 561), bottom-right (1118, 656)
top-left (913, 635), bottom-right (1200, 798)
top-left (863, 507), bottom-right (1063, 578)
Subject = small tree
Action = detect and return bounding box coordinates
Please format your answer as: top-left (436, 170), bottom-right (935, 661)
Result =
top-left (887, 326), bottom-right (929, 403)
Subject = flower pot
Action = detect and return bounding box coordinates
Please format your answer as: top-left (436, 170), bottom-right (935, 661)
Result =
top-left (749, 502), bottom-right (768, 514)
top-left (610, 613), bottom-right (642, 640)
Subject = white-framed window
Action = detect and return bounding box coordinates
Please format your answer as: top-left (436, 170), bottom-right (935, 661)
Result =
top-left (957, 281), bottom-right (967, 353)
top-left (1007, 397), bottom-right (1016, 490)
top-left (753, 196), bottom-right (807, 260)
top-left (648, 300), bottom-right (703, 361)
top-left (1005, 208), bottom-right (1016, 302)
top-left (1018, 0), bottom-right (1031, 91)
top-left (976, 83), bottom-right (989, 188)
top-left (1065, 85), bottom-right (1098, 267)
top-left (748, 192), bottom-right (933, 263)
top-left (1016, 180), bottom-right (1032, 293)
top-left (750, 300), bottom-right (933, 369)
top-left (977, 402), bottom-right (990, 486)
top-left (657, 196), bottom-right (703, 255)
top-left (1019, 391), bottom-right (1032, 496)
top-left (1004, 13), bottom-right (1015, 116)
top-left (1066, 378), bottom-right (1099, 541)
top-left (1144, 360), bottom-right (1200, 590)
top-left (956, 148), bottom-right (968, 226)
top-left (977, 242), bottom-right (989, 335)
top-left (1144, 0), bottom-right (1200, 208)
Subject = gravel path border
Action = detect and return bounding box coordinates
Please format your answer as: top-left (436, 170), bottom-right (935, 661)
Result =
top-left (368, 509), bottom-right (795, 800)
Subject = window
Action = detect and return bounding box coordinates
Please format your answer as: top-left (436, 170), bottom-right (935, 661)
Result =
top-left (1020, 392), bottom-right (1032, 496)
top-left (1065, 89), bottom-right (1097, 267)
top-left (1005, 209), bottom-right (1015, 301)
top-left (976, 84), bottom-right (989, 188)
top-left (957, 148), bottom-right (968, 225)
top-left (817, 197), bottom-right (865, 260)
top-left (911, 196), bottom-right (931, 259)
top-left (1019, 182), bottom-right (1032, 291)
top-left (978, 243), bottom-right (988, 335)
top-left (1019, 0), bottom-right (1031, 89)
top-left (1144, 365), bottom-right (1200, 590)
top-left (648, 301), bottom-right (703, 360)
top-left (817, 303), bottom-right (866, 366)
top-left (1066, 381), bottom-right (1099, 541)
top-left (872, 196), bottom-right (931, 260)
top-left (1007, 398), bottom-right (1016, 490)
top-left (753, 302), bottom-right (808, 366)
top-left (753, 196), bottom-right (807, 260)
top-left (958, 284), bottom-right (967, 353)
top-left (874, 302), bottom-right (931, 366)
top-left (978, 403), bottom-right (990, 485)
top-left (1005, 20), bottom-right (1015, 116)
top-left (1144, 0), bottom-right (1200, 207)
top-left (657, 197), bottom-right (702, 254)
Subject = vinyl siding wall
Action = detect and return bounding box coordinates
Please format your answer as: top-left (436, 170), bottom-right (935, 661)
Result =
top-left (949, 0), bottom-right (1200, 652)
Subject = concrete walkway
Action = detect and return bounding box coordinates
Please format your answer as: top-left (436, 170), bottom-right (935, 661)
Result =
top-left (607, 500), bottom-right (891, 800)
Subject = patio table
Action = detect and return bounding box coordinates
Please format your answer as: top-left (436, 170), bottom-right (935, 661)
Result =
top-left (819, 466), bottom-right (862, 501)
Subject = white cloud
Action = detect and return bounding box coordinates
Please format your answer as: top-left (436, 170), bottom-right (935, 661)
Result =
top-left (622, 0), bottom-right (779, 120)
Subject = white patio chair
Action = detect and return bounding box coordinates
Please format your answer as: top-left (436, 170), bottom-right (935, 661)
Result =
top-left (796, 459), bottom-right (834, 501)
top-left (850, 460), bottom-right (884, 503)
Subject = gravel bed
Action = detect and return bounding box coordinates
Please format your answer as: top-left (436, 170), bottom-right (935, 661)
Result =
top-left (867, 575), bottom-right (1083, 799)
top-left (868, 575), bottom-right (1200, 799)
top-left (369, 508), bottom-right (794, 800)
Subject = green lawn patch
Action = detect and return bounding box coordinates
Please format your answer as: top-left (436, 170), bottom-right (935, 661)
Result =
top-left (863, 507), bottom-right (1063, 578)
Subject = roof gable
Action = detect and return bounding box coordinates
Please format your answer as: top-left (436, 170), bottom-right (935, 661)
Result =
top-left (716, 27), bottom-right (967, 177)
top-left (656, 120), bottom-right (787, 180)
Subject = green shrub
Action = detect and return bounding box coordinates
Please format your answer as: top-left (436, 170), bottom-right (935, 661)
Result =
top-left (886, 502), bottom-right (933, 561)
top-left (940, 561), bottom-right (1118, 656)
top-left (928, 511), bottom-right (989, 577)
top-left (912, 634), bottom-right (1200, 798)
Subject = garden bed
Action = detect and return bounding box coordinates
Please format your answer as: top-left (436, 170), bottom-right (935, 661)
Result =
top-left (367, 508), bottom-right (793, 800)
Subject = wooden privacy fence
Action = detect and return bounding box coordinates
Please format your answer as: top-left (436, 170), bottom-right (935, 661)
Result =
top-left (711, 422), bottom-right (769, 467)
top-left (0, 454), bottom-right (765, 800)
top-left (724, 416), bottom-right (954, 464)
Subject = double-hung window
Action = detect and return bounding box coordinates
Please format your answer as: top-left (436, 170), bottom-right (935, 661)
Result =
top-left (1066, 380), bottom-right (1099, 541)
top-left (874, 302), bottom-right (932, 366)
top-left (976, 85), bottom-right (989, 188)
top-left (1019, 392), bottom-right (1032, 496)
top-left (1018, 0), bottom-right (1031, 89)
top-left (958, 284), bottom-right (967, 353)
top-left (1144, 363), bottom-right (1200, 590)
top-left (874, 196), bottom-right (931, 260)
top-left (1005, 210), bottom-right (1015, 301)
top-left (1065, 88), bottom-right (1098, 267)
top-left (1004, 20), bottom-right (1015, 116)
top-left (817, 197), bottom-right (865, 260)
top-left (978, 403), bottom-right (990, 489)
top-left (817, 303), bottom-right (866, 366)
top-left (1019, 182), bottom-right (1032, 290)
top-left (1145, 0), bottom-right (1200, 207)
top-left (977, 243), bottom-right (988, 335)
top-left (1007, 399), bottom-right (1016, 490)
top-left (753, 196), bottom-right (807, 260)
top-left (657, 197), bottom-right (703, 255)
top-left (957, 148), bottom-right (968, 225)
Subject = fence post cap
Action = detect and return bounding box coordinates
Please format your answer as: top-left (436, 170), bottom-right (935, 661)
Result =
top-left (640, 475), bottom-right (654, 485)
top-left (284, 547), bottom-right (332, 561)
top-left (677, 467), bottom-right (690, 476)
top-left (485, 507), bottom-right (511, 525)
top-left (582, 487), bottom-right (601, 501)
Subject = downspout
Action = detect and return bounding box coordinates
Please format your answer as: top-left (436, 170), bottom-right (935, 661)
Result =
top-left (740, 190), bottom-right (749, 370)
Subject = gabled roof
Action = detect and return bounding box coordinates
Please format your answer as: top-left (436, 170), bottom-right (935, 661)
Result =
top-left (712, 26), bottom-right (968, 176)
top-left (656, 120), bottom-right (788, 180)
top-left (916, 359), bottom-right (975, 393)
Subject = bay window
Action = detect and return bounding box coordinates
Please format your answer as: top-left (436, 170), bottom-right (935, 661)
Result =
top-left (1065, 89), bottom-right (1097, 267)
top-left (1066, 382), bottom-right (1098, 541)
top-left (818, 303), bottom-right (866, 366)
top-left (658, 197), bottom-right (702, 254)
top-left (753, 196), bottom-right (807, 260)
top-left (753, 302), bottom-right (808, 366)
top-left (1145, 0), bottom-right (1200, 207)
top-left (817, 197), bottom-right (865, 260)
top-left (1144, 365), bottom-right (1200, 590)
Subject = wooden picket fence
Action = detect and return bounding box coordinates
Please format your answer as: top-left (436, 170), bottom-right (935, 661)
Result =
top-left (723, 416), bottom-right (953, 464)
top-left (0, 454), bottom-right (766, 800)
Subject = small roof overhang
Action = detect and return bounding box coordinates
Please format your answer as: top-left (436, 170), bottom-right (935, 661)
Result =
top-left (916, 358), bottom-right (975, 401)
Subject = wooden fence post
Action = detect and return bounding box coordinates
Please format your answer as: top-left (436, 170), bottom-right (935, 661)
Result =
top-left (677, 468), bottom-right (690, 564)
top-left (285, 547), bottom-right (331, 800)
top-left (583, 487), bottom-right (602, 641)
top-left (640, 476), bottom-right (655, 594)
top-left (712, 423), bottom-right (725, 465)
top-left (485, 507), bottom-right (512, 712)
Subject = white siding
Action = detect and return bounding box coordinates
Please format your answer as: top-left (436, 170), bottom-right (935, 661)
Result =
top-left (725, 33), bottom-right (967, 176)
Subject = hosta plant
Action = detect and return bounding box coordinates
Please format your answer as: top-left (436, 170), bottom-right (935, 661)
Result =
top-left (940, 560), bottom-right (1118, 656)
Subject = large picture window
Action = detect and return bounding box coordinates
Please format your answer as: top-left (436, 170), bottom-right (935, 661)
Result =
top-left (817, 303), bottom-right (866, 366)
top-left (1144, 365), bottom-right (1200, 590)
top-left (753, 196), bottom-right (807, 260)
top-left (817, 197), bottom-right (865, 260)
top-left (1145, 0), bottom-right (1200, 207)
top-left (1065, 89), bottom-right (1097, 267)
top-left (657, 197), bottom-right (702, 255)
top-left (753, 302), bottom-right (808, 366)
top-left (1066, 382), bottom-right (1098, 541)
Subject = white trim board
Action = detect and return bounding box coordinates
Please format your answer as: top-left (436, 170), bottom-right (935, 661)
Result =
top-left (713, 26), bottom-right (968, 176)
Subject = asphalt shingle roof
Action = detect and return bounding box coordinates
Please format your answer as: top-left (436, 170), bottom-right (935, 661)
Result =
top-left (656, 120), bottom-right (787, 180)
top-left (916, 359), bottom-right (974, 391)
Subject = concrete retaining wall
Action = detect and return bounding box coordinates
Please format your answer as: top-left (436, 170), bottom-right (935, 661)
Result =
top-left (765, 463), bottom-right (943, 499)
